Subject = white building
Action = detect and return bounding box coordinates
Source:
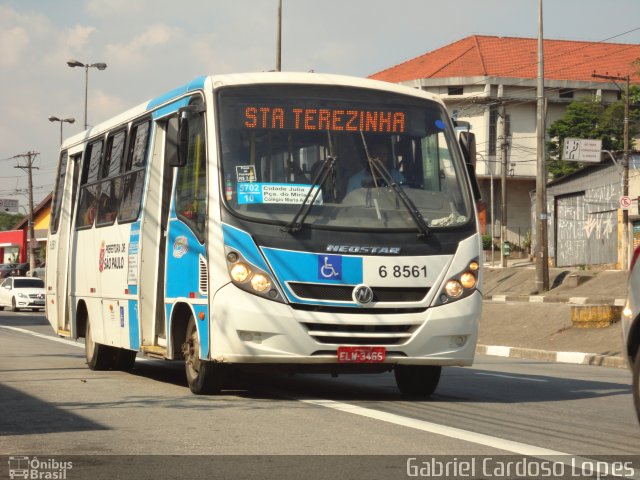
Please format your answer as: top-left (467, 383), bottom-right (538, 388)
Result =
top-left (370, 35), bottom-right (640, 251)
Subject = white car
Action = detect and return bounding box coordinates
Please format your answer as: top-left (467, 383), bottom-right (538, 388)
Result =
top-left (0, 276), bottom-right (45, 312)
top-left (622, 246), bottom-right (640, 423)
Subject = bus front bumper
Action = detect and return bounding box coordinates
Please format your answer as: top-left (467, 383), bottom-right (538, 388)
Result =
top-left (209, 284), bottom-right (481, 366)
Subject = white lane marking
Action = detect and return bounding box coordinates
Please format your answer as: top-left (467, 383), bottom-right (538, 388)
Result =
top-left (3, 324), bottom-right (635, 477)
top-left (475, 372), bottom-right (547, 382)
top-left (0, 325), bottom-right (153, 362)
top-left (299, 399), bottom-right (635, 477)
top-left (1, 325), bottom-right (84, 348)
top-left (300, 398), bottom-right (567, 456)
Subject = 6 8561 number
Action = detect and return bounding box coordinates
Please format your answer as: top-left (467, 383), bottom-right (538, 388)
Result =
top-left (378, 265), bottom-right (427, 278)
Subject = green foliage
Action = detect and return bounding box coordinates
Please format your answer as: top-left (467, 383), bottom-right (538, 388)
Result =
top-left (482, 234), bottom-right (493, 250)
top-left (0, 212), bottom-right (23, 231)
top-left (546, 91), bottom-right (640, 180)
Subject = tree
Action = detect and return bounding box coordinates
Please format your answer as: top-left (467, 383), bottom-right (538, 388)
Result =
top-left (0, 212), bottom-right (23, 231)
top-left (547, 88), bottom-right (640, 179)
top-left (546, 100), bottom-right (606, 179)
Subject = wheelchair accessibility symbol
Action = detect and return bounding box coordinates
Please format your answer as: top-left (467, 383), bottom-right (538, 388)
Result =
top-left (318, 255), bottom-right (342, 280)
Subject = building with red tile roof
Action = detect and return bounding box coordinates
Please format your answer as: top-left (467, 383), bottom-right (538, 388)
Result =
top-left (370, 35), bottom-right (640, 253)
top-left (371, 35), bottom-right (640, 84)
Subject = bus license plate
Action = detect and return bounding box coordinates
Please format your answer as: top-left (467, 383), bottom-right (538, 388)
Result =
top-left (337, 346), bottom-right (386, 363)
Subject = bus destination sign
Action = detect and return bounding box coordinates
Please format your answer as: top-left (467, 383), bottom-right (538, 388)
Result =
top-left (243, 106), bottom-right (406, 133)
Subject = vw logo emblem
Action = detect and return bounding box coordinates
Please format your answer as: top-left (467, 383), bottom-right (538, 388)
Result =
top-left (352, 284), bottom-right (374, 305)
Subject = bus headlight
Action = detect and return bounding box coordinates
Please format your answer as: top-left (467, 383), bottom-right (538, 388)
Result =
top-left (445, 280), bottom-right (463, 298)
top-left (434, 258), bottom-right (480, 306)
top-left (225, 248), bottom-right (285, 303)
top-left (230, 263), bottom-right (251, 283)
top-left (250, 273), bottom-right (271, 292)
top-left (460, 272), bottom-right (477, 289)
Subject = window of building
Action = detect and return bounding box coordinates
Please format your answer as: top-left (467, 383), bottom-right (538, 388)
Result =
top-left (489, 105), bottom-right (498, 156)
top-left (448, 86), bottom-right (463, 96)
top-left (559, 89), bottom-right (574, 99)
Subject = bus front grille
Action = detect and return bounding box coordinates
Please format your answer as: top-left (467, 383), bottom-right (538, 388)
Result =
top-left (288, 283), bottom-right (429, 303)
top-left (301, 322), bottom-right (417, 346)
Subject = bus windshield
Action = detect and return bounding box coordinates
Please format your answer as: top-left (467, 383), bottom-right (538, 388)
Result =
top-left (218, 85), bottom-right (472, 231)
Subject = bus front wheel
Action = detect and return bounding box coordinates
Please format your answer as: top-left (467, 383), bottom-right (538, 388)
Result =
top-left (394, 365), bottom-right (441, 397)
top-left (85, 317), bottom-right (115, 370)
top-left (183, 316), bottom-right (224, 394)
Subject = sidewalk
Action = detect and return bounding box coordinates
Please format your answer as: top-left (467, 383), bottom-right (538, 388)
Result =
top-left (477, 258), bottom-right (629, 368)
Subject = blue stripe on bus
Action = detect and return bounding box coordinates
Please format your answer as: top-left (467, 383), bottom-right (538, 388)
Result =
top-left (147, 75), bottom-right (207, 110)
top-left (222, 223), bottom-right (270, 272)
top-left (262, 248), bottom-right (363, 285)
top-left (128, 300), bottom-right (140, 350)
top-left (165, 220), bottom-right (205, 299)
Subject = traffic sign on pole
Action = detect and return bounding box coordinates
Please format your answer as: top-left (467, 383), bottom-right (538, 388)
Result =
top-left (562, 138), bottom-right (602, 163)
top-left (620, 195), bottom-right (632, 210)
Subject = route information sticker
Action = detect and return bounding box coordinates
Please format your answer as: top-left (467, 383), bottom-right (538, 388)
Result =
top-left (237, 183), bottom-right (323, 205)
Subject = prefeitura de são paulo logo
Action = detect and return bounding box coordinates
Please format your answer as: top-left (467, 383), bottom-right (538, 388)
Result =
top-left (99, 240), bottom-right (106, 272)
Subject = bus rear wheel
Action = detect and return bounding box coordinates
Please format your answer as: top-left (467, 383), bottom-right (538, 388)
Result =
top-left (183, 315), bottom-right (224, 395)
top-left (394, 365), bottom-right (441, 398)
top-left (85, 317), bottom-right (116, 371)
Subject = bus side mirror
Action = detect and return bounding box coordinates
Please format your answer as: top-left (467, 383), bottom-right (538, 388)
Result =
top-left (459, 131), bottom-right (482, 202)
top-left (171, 104), bottom-right (205, 167)
top-left (175, 113), bottom-right (189, 167)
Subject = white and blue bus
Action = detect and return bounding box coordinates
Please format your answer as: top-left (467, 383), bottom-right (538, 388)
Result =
top-left (46, 72), bottom-right (482, 396)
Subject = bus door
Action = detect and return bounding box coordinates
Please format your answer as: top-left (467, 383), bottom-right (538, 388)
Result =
top-left (47, 151), bottom-right (81, 336)
top-left (137, 118), bottom-right (175, 347)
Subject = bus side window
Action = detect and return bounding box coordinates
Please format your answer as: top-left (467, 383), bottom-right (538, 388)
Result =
top-left (50, 150), bottom-right (68, 235)
top-left (76, 139), bottom-right (103, 229)
top-left (96, 129), bottom-right (126, 227)
top-left (175, 97), bottom-right (207, 241)
top-left (118, 119), bottom-right (151, 223)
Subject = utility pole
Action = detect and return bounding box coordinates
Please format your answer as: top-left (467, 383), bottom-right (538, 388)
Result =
top-left (14, 151), bottom-right (39, 275)
top-left (535, 0), bottom-right (549, 292)
top-left (592, 73), bottom-right (631, 270)
top-left (276, 0), bottom-right (282, 72)
top-left (498, 100), bottom-right (508, 267)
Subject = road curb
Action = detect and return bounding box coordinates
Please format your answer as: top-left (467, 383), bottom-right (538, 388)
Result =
top-left (484, 296), bottom-right (626, 305)
top-left (476, 344), bottom-right (627, 369)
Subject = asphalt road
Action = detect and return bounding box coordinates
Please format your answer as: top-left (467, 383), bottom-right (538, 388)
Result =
top-left (0, 311), bottom-right (638, 479)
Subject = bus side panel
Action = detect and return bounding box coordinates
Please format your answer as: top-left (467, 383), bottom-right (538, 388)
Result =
top-left (71, 228), bottom-right (104, 343)
top-left (165, 219), bottom-right (209, 359)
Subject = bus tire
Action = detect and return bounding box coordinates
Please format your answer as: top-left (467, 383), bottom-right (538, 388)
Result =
top-left (183, 315), bottom-right (224, 394)
top-left (394, 365), bottom-right (441, 398)
top-left (632, 350), bottom-right (640, 425)
top-left (114, 349), bottom-right (137, 371)
top-left (85, 316), bottom-right (115, 371)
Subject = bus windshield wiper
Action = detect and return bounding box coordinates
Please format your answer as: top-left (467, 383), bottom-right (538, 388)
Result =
top-left (282, 136), bottom-right (337, 234)
top-left (360, 132), bottom-right (430, 238)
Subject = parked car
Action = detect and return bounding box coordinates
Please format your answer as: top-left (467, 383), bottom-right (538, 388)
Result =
top-left (622, 246), bottom-right (640, 424)
top-left (29, 266), bottom-right (46, 279)
top-left (0, 276), bottom-right (45, 312)
top-left (0, 263), bottom-right (16, 279)
top-left (11, 263), bottom-right (29, 277)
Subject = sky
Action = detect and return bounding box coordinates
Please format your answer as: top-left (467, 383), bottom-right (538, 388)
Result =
top-left (1, 0), bottom-right (639, 208)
